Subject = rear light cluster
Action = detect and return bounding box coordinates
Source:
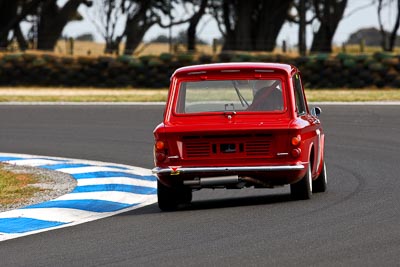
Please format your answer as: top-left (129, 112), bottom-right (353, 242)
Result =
top-left (154, 140), bottom-right (167, 162)
top-left (291, 134), bottom-right (301, 158)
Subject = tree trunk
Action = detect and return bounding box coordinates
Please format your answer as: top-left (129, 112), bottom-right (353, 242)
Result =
top-left (254, 0), bottom-right (293, 51)
top-left (37, 0), bottom-right (85, 51)
top-left (14, 24), bottom-right (29, 51)
top-left (221, 0), bottom-right (235, 51)
top-left (388, 0), bottom-right (400, 51)
top-left (221, 0), bottom-right (293, 52)
top-left (235, 1), bottom-right (256, 51)
top-left (310, 26), bottom-right (335, 52)
top-left (124, 21), bottom-right (154, 55)
top-left (377, 0), bottom-right (389, 51)
top-left (298, 0), bottom-right (307, 55)
top-left (187, 0), bottom-right (208, 52)
top-left (123, 1), bottom-right (154, 55)
top-left (310, 0), bottom-right (347, 53)
top-left (0, 0), bottom-right (18, 49)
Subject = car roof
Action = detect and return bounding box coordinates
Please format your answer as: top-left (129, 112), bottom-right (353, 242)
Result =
top-left (172, 62), bottom-right (296, 77)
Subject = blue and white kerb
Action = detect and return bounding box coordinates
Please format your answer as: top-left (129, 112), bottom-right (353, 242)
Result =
top-left (0, 153), bottom-right (157, 241)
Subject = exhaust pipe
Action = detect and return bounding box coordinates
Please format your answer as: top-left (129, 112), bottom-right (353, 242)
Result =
top-left (184, 176), bottom-right (239, 186)
top-left (183, 176), bottom-right (276, 188)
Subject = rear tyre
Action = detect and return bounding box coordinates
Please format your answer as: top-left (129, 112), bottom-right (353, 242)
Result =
top-left (313, 162), bottom-right (327, 193)
top-left (157, 180), bottom-right (192, 211)
top-left (179, 187), bottom-right (193, 204)
top-left (290, 164), bottom-right (312, 200)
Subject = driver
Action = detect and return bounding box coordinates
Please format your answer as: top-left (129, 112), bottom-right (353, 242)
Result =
top-left (248, 80), bottom-right (283, 111)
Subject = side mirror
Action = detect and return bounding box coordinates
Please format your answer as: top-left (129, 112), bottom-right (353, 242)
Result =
top-left (311, 107), bottom-right (322, 117)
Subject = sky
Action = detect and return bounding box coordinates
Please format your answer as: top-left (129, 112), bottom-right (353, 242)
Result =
top-left (61, 0), bottom-right (396, 49)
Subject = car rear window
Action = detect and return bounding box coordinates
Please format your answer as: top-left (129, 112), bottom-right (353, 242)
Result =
top-left (176, 79), bottom-right (284, 114)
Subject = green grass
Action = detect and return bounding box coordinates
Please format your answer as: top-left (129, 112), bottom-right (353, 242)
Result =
top-left (0, 164), bottom-right (43, 206)
top-left (305, 89), bottom-right (400, 102)
top-left (0, 94), bottom-right (168, 102)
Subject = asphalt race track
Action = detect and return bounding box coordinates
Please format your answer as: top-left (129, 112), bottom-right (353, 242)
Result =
top-left (0, 104), bottom-right (399, 266)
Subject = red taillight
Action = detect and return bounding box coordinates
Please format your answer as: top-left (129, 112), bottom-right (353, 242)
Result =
top-left (291, 148), bottom-right (301, 158)
top-left (156, 152), bottom-right (166, 162)
top-left (291, 135), bottom-right (301, 146)
top-left (155, 140), bottom-right (167, 163)
top-left (155, 141), bottom-right (165, 151)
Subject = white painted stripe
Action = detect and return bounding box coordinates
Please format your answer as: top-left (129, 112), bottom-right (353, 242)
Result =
top-left (0, 152), bottom-right (152, 174)
top-left (57, 166), bottom-right (135, 174)
top-left (56, 166), bottom-right (153, 176)
top-left (54, 191), bottom-right (154, 204)
top-left (5, 159), bottom-right (66, 167)
top-left (0, 196), bottom-right (158, 242)
top-left (77, 177), bottom-right (156, 188)
top-left (0, 208), bottom-right (107, 223)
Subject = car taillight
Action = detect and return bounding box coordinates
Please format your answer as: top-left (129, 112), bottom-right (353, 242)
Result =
top-left (291, 135), bottom-right (301, 146)
top-left (291, 148), bottom-right (301, 158)
top-left (155, 140), bottom-right (167, 163)
top-left (155, 140), bottom-right (165, 150)
top-left (156, 152), bottom-right (166, 162)
top-left (290, 134), bottom-right (301, 158)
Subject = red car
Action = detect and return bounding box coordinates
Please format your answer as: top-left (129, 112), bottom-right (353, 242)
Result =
top-left (153, 63), bottom-right (327, 210)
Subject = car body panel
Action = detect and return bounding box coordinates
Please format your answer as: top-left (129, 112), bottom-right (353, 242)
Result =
top-left (153, 63), bottom-right (325, 191)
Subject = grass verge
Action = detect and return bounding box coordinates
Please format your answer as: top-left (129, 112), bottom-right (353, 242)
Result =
top-left (0, 163), bottom-right (44, 207)
top-left (305, 89), bottom-right (400, 102)
top-left (0, 88), bottom-right (399, 102)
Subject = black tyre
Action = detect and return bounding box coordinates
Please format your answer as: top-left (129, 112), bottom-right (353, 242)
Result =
top-left (157, 180), bottom-right (192, 211)
top-left (312, 162), bottom-right (327, 193)
top-left (290, 164), bottom-right (312, 200)
top-left (179, 187), bottom-right (193, 204)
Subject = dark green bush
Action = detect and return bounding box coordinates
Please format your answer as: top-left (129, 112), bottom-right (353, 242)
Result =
top-left (0, 52), bottom-right (399, 88)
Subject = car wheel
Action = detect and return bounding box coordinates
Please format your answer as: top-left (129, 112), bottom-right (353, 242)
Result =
top-left (157, 180), bottom-right (192, 211)
top-left (179, 187), bottom-right (193, 204)
top-left (312, 162), bottom-right (327, 193)
top-left (290, 164), bottom-right (312, 200)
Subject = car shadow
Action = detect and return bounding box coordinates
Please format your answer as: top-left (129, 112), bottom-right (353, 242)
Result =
top-left (184, 193), bottom-right (292, 211)
top-left (118, 192), bottom-right (293, 216)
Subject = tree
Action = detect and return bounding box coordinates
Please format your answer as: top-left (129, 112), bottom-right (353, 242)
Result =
top-left (213, 0), bottom-right (293, 52)
top-left (310, 0), bottom-right (348, 53)
top-left (123, 0), bottom-right (193, 55)
top-left (288, 0), bottom-right (316, 55)
top-left (123, 0), bottom-right (159, 55)
top-left (89, 0), bottom-right (125, 54)
top-left (36, 0), bottom-right (92, 51)
top-left (0, 0), bottom-right (45, 50)
top-left (185, 0), bottom-right (209, 51)
top-left (377, 0), bottom-right (400, 51)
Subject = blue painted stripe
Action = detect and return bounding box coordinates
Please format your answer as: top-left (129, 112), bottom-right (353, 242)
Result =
top-left (0, 157), bottom-right (23, 161)
top-left (72, 171), bottom-right (156, 181)
top-left (22, 200), bottom-right (135, 213)
top-left (72, 184), bottom-right (157, 194)
top-left (39, 163), bottom-right (90, 170)
top-left (0, 157), bottom-right (68, 163)
top-left (0, 218), bottom-right (66, 234)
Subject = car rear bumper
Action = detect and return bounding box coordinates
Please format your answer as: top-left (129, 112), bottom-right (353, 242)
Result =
top-left (153, 164), bottom-right (306, 188)
top-left (152, 165), bottom-right (304, 175)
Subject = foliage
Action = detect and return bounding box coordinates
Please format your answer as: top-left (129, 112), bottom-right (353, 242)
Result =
top-left (1, 52), bottom-right (400, 88)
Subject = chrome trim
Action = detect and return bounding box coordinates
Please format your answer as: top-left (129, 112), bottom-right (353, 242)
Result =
top-left (152, 165), bottom-right (304, 174)
top-left (277, 152), bottom-right (289, 156)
